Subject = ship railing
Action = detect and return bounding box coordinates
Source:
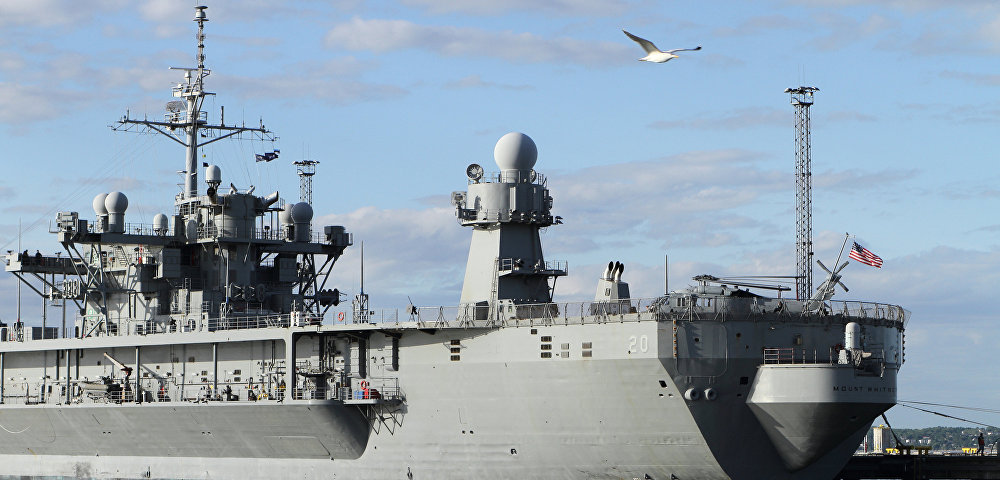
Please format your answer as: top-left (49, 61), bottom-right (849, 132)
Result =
top-left (828, 300), bottom-right (910, 325)
top-left (192, 225), bottom-right (349, 245)
top-left (341, 297), bottom-right (664, 328)
top-left (763, 347), bottom-right (838, 365)
top-left (497, 258), bottom-right (568, 275)
top-left (469, 170), bottom-right (547, 186)
top-left (763, 346), bottom-right (889, 372)
top-left (122, 222), bottom-right (173, 237)
top-left (115, 313), bottom-right (299, 336)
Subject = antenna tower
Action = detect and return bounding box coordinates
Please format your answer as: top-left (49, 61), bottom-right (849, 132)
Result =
top-left (786, 86), bottom-right (819, 300)
top-left (294, 160), bottom-right (319, 204)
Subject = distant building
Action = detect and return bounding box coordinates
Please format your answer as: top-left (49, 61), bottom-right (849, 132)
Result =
top-left (873, 425), bottom-right (893, 453)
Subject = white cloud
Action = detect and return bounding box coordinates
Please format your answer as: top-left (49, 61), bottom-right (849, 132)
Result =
top-left (651, 107), bottom-right (788, 130)
top-left (399, 0), bottom-right (629, 16)
top-left (0, 82), bottom-right (73, 124)
top-left (324, 17), bottom-right (629, 65)
top-left (444, 75), bottom-right (533, 91)
top-left (219, 59), bottom-right (407, 105)
top-left (0, 0), bottom-right (125, 27)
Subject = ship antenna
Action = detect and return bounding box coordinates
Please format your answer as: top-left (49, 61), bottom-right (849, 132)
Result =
top-left (786, 85), bottom-right (819, 300)
top-left (111, 5), bottom-right (277, 205)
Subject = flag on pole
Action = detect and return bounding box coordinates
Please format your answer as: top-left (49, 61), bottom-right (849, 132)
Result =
top-left (849, 242), bottom-right (882, 268)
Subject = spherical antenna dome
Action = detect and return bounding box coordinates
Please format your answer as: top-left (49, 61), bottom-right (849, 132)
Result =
top-left (290, 202), bottom-right (314, 223)
top-left (105, 191), bottom-right (129, 214)
top-left (153, 213), bottom-right (168, 230)
top-left (494, 132), bottom-right (537, 172)
top-left (279, 204), bottom-right (294, 224)
top-left (92, 193), bottom-right (109, 215)
top-left (205, 165), bottom-right (222, 184)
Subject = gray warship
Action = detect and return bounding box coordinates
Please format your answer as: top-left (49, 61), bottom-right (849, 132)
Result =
top-left (0, 7), bottom-right (907, 480)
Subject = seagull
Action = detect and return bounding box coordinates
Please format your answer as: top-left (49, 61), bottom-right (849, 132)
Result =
top-left (623, 30), bottom-right (701, 63)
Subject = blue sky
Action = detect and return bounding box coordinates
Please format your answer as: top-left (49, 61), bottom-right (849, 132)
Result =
top-left (2, 1), bottom-right (999, 428)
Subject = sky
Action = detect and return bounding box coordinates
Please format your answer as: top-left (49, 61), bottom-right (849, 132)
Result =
top-left (2, 0), bottom-right (999, 428)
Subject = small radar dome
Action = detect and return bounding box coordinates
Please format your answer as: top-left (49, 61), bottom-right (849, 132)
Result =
top-left (92, 193), bottom-right (109, 215)
top-left (205, 165), bottom-right (222, 185)
top-left (290, 202), bottom-right (314, 223)
top-left (153, 213), bottom-right (168, 234)
top-left (105, 192), bottom-right (129, 214)
top-left (494, 132), bottom-right (537, 172)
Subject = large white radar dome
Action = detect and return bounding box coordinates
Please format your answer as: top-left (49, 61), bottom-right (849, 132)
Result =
top-left (290, 202), bottom-right (314, 223)
top-left (105, 192), bottom-right (129, 213)
top-left (494, 132), bottom-right (537, 172)
top-left (92, 193), bottom-right (109, 215)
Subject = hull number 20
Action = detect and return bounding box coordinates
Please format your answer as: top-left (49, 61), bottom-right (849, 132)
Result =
top-left (628, 335), bottom-right (649, 354)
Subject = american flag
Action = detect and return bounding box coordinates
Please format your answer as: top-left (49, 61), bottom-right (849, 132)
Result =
top-left (849, 242), bottom-right (882, 268)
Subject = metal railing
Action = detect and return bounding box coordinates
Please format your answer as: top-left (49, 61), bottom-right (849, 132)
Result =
top-left (498, 258), bottom-right (568, 274)
top-left (468, 170), bottom-right (547, 186)
top-left (5, 294), bottom-right (908, 342)
top-left (762, 347), bottom-right (888, 376)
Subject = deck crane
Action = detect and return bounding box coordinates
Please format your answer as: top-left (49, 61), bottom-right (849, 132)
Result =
top-left (103, 352), bottom-right (135, 402)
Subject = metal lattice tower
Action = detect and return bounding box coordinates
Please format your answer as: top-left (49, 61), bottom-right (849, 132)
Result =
top-left (786, 86), bottom-right (819, 300)
top-left (294, 160), bottom-right (319, 204)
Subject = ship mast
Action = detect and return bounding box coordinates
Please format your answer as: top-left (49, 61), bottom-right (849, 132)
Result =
top-left (786, 86), bottom-right (818, 300)
top-left (112, 5), bottom-right (277, 203)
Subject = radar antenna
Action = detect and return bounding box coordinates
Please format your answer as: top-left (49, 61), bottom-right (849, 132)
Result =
top-left (111, 5), bottom-right (277, 201)
top-left (294, 160), bottom-right (320, 204)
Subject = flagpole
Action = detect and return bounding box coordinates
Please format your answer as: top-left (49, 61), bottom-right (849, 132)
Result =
top-left (833, 232), bottom-right (850, 266)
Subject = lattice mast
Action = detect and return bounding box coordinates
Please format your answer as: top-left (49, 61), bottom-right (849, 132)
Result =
top-left (786, 86), bottom-right (819, 300)
top-left (294, 160), bottom-right (319, 204)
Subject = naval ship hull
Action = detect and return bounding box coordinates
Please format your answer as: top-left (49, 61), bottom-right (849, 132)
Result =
top-left (0, 306), bottom-right (901, 480)
top-left (0, 9), bottom-right (905, 478)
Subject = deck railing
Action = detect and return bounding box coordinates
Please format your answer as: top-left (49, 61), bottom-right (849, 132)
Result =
top-left (3, 295), bottom-right (907, 343)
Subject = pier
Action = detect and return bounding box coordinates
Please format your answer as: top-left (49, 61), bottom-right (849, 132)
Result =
top-left (839, 454), bottom-right (1000, 480)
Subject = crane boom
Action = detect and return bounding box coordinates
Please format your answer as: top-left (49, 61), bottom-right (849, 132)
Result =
top-left (103, 352), bottom-right (133, 377)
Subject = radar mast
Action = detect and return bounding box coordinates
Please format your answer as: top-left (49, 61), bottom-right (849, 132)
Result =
top-left (111, 5), bottom-right (277, 204)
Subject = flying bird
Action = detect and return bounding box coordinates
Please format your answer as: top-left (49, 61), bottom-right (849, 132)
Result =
top-left (623, 30), bottom-right (701, 63)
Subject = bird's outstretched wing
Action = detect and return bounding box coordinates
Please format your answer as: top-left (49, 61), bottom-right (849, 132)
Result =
top-left (623, 30), bottom-right (662, 54)
top-left (666, 46), bottom-right (702, 54)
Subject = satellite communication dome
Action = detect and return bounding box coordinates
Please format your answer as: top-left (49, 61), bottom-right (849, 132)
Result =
top-left (494, 132), bottom-right (537, 172)
top-left (205, 165), bottom-right (222, 184)
top-left (92, 193), bottom-right (109, 215)
top-left (290, 202), bottom-right (314, 223)
top-left (279, 204), bottom-right (294, 225)
top-left (105, 192), bottom-right (129, 214)
top-left (153, 213), bottom-right (168, 231)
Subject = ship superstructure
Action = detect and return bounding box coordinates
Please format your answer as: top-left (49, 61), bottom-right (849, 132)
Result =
top-left (0, 7), bottom-right (906, 480)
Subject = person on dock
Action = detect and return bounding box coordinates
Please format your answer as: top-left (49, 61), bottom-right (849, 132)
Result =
top-left (977, 432), bottom-right (985, 456)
